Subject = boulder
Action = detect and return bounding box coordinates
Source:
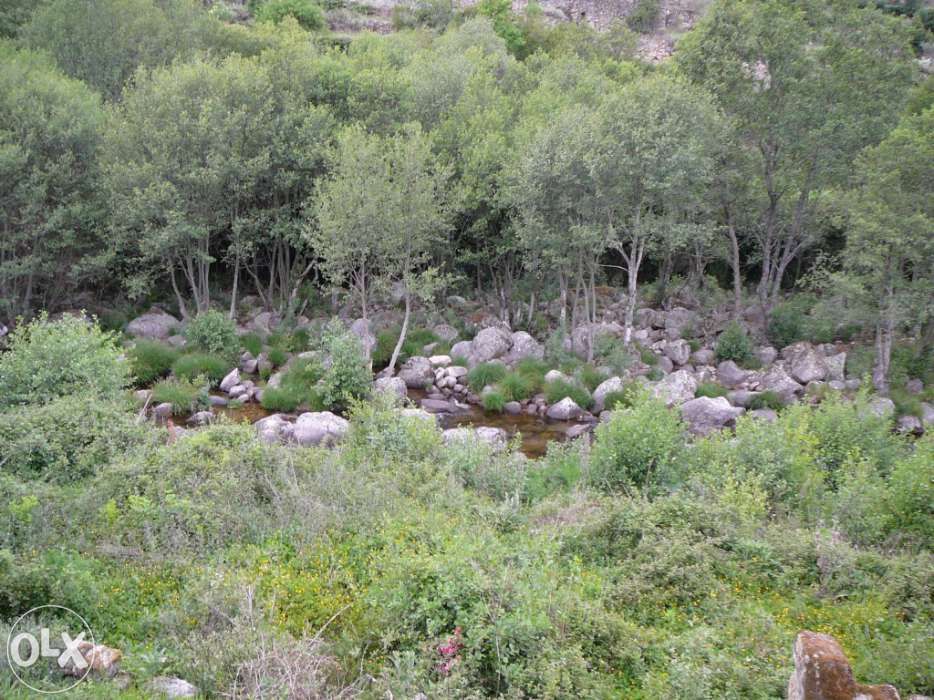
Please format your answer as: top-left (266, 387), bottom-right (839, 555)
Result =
top-left (681, 397), bottom-right (744, 436)
top-left (691, 347), bottom-right (716, 366)
top-left (749, 408), bottom-right (778, 422)
top-left (432, 323), bottom-right (459, 343)
top-left (186, 411), bottom-right (214, 427)
top-left (251, 310), bottom-right (281, 335)
top-left (906, 378), bottom-right (924, 395)
top-left (825, 352), bottom-right (847, 382)
top-left (166, 335), bottom-right (186, 348)
top-left (651, 370), bottom-right (697, 407)
top-left (450, 340), bottom-right (474, 362)
top-left (566, 423), bottom-right (594, 440)
top-left (61, 641), bottom-right (122, 678)
top-left (866, 396), bottom-right (896, 419)
top-left (148, 677), bottom-right (199, 698)
top-left (126, 309), bottom-right (178, 340)
top-left (755, 346), bottom-right (778, 367)
top-left (399, 407), bottom-right (437, 423)
top-left (291, 411), bottom-right (349, 447)
top-left (757, 365), bottom-right (803, 402)
top-left (726, 390), bottom-right (758, 408)
top-left (475, 426), bottom-right (509, 451)
top-left (663, 339), bottom-right (691, 366)
top-left (421, 398), bottom-right (460, 414)
top-left (374, 375), bottom-right (407, 399)
top-left (593, 376), bottom-right (625, 413)
top-left (448, 365), bottom-right (469, 380)
top-left (545, 369), bottom-right (570, 384)
top-left (921, 402), bottom-right (934, 427)
top-left (350, 318), bottom-right (377, 359)
top-left (566, 322), bottom-right (624, 358)
top-left (153, 403), bottom-right (174, 420)
top-left (784, 342), bottom-right (828, 384)
top-left (896, 415), bottom-right (923, 435)
top-left (220, 368), bottom-right (240, 393)
top-left (471, 326), bottom-right (513, 363)
top-left (429, 354), bottom-right (452, 367)
top-left (504, 331), bottom-right (544, 363)
top-left (398, 356), bottom-right (434, 389)
top-left (504, 401), bottom-right (522, 415)
top-left (254, 414), bottom-right (291, 444)
top-left (787, 631), bottom-right (900, 700)
top-left (546, 397), bottom-right (582, 420)
top-left (664, 307), bottom-right (698, 341)
top-left (717, 360), bottom-right (749, 389)
top-left (657, 355), bottom-right (674, 374)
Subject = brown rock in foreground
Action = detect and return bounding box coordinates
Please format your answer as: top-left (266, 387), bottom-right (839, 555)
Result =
top-left (787, 631), bottom-right (900, 700)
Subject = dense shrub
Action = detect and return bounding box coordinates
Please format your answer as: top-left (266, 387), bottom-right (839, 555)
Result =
top-left (767, 296), bottom-right (835, 348)
top-left (481, 389), bottom-right (507, 412)
top-left (626, 0), bottom-right (659, 32)
top-left (184, 310), bottom-right (239, 359)
top-left (578, 364), bottom-right (608, 392)
top-left (254, 0), bottom-right (325, 30)
top-left (240, 332), bottom-right (263, 356)
top-left (715, 321), bottom-right (754, 365)
top-left (267, 346), bottom-right (289, 367)
top-left (524, 441), bottom-right (583, 502)
top-left (171, 353), bottom-right (229, 384)
top-left (748, 390), bottom-right (784, 411)
top-left (467, 362), bottom-right (507, 392)
top-left (151, 376), bottom-right (210, 415)
top-left (0, 396), bottom-right (147, 483)
top-left (695, 381), bottom-right (728, 398)
top-left (316, 319), bottom-right (371, 411)
top-left (497, 371), bottom-right (536, 401)
top-left (0, 313), bottom-right (129, 407)
top-left (544, 378), bottom-right (593, 409)
top-left (128, 340), bottom-right (179, 385)
top-left (372, 326), bottom-right (438, 367)
top-left (261, 357), bottom-right (325, 411)
top-left (589, 397), bottom-right (684, 493)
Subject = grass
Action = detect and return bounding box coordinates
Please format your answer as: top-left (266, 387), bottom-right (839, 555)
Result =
top-left (602, 386), bottom-right (641, 411)
top-left (498, 371), bottom-right (537, 402)
top-left (481, 390), bottom-right (507, 413)
top-left (544, 379), bottom-right (593, 409)
top-left (578, 364), bottom-right (608, 392)
top-left (260, 357), bottom-right (325, 412)
top-left (451, 355), bottom-right (470, 367)
top-left (467, 362), bottom-right (507, 392)
top-left (749, 390), bottom-right (784, 411)
top-left (373, 326), bottom-right (439, 367)
top-left (151, 377), bottom-right (208, 415)
top-left (240, 332), bottom-right (264, 356)
top-left (639, 346), bottom-right (658, 366)
top-left (171, 353), bottom-right (230, 385)
top-left (128, 340), bottom-right (179, 385)
top-left (267, 346), bottom-right (289, 367)
top-left (695, 382), bottom-right (729, 399)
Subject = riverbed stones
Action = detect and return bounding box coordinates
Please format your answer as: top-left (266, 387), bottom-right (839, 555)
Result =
top-left (399, 356), bottom-right (434, 389)
top-left (374, 375), bottom-right (407, 398)
top-left (220, 368), bottom-right (240, 393)
top-left (126, 308), bottom-right (178, 340)
top-left (593, 376), bottom-right (625, 413)
top-left (651, 370), bottom-right (697, 407)
top-left (680, 397), bottom-right (744, 436)
top-left (546, 396), bottom-right (582, 420)
top-left (291, 411), bottom-right (349, 447)
top-left (717, 360), bottom-right (749, 389)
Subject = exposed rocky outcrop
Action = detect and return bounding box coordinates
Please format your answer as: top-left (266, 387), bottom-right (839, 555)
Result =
top-left (787, 631), bottom-right (900, 700)
top-left (126, 308), bottom-right (178, 340)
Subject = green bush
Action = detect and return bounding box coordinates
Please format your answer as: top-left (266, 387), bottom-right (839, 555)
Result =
top-left (171, 353), bottom-right (229, 384)
top-left (316, 319), bottom-right (371, 412)
top-left (254, 0), bottom-right (325, 30)
top-left (544, 378), bottom-right (593, 409)
top-left (601, 387), bottom-right (638, 411)
top-left (0, 396), bottom-right (147, 483)
top-left (696, 382), bottom-right (728, 399)
top-left (626, 0), bottom-right (659, 32)
top-left (589, 397), bottom-right (684, 493)
top-left (715, 321), bottom-right (754, 365)
top-left (524, 441), bottom-right (582, 502)
top-left (498, 371), bottom-right (536, 401)
top-left (267, 346), bottom-right (289, 367)
top-left (259, 385), bottom-right (308, 412)
top-left (767, 296), bottom-right (836, 348)
top-left (151, 377), bottom-right (210, 415)
top-left (748, 390), bottom-right (783, 411)
top-left (184, 310), bottom-right (239, 360)
top-left (128, 340), bottom-right (179, 385)
top-left (887, 436), bottom-right (933, 548)
top-left (240, 332), bottom-right (263, 357)
top-left (638, 346), bottom-right (658, 366)
top-left (467, 362), bottom-right (507, 392)
top-left (578, 364), bottom-right (608, 392)
top-left (481, 389), bottom-right (507, 412)
top-left (0, 313), bottom-right (130, 407)
top-left (373, 326), bottom-right (439, 367)
top-left (262, 356), bottom-right (325, 411)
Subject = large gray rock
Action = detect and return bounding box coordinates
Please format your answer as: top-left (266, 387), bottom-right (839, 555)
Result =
top-left (593, 376), bottom-right (625, 413)
top-left (421, 398), bottom-right (460, 414)
top-left (896, 415), bottom-right (923, 435)
top-left (756, 365), bottom-right (803, 401)
top-left (186, 410), bottom-right (214, 427)
top-left (471, 326), bottom-right (513, 363)
top-left (565, 322), bottom-right (624, 358)
top-left (755, 346), bottom-right (778, 367)
top-left (866, 396), bottom-right (896, 419)
top-left (504, 331), bottom-right (544, 363)
top-left (251, 310), bottom-right (281, 334)
top-left (350, 318), bottom-right (377, 359)
top-left (717, 360), bottom-right (749, 389)
top-left (680, 397), bottom-right (744, 436)
top-left (126, 309), bottom-right (178, 340)
top-left (825, 352), bottom-right (847, 382)
top-left (545, 369), bottom-right (570, 384)
top-left (374, 375), bottom-right (407, 399)
top-left (784, 342), bottom-right (828, 384)
top-left (254, 414), bottom-right (291, 444)
top-left (664, 307), bottom-right (698, 341)
top-left (148, 677), bottom-right (199, 698)
top-left (398, 356), bottom-right (434, 389)
top-left (291, 411), bottom-right (349, 447)
top-left (726, 390), bottom-right (759, 408)
top-left (220, 368), bottom-right (240, 393)
top-left (432, 323), bottom-right (459, 343)
top-left (663, 339), bottom-right (691, 366)
top-left (475, 426), bottom-right (509, 451)
top-left (546, 396), bottom-right (583, 420)
top-left (651, 370), bottom-right (697, 407)
top-left (691, 347), bottom-right (716, 366)
top-left (449, 340), bottom-right (474, 363)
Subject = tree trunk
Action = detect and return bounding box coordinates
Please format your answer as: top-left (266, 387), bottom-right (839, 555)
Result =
top-left (872, 282), bottom-right (895, 394)
top-left (229, 254), bottom-right (240, 320)
top-left (386, 287), bottom-right (410, 376)
top-left (727, 224), bottom-right (742, 319)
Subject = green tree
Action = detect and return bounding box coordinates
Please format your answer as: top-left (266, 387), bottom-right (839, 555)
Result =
top-left (0, 45), bottom-right (105, 322)
top-left (837, 108), bottom-right (934, 392)
top-left (677, 0), bottom-right (917, 312)
top-left (310, 124), bottom-right (449, 374)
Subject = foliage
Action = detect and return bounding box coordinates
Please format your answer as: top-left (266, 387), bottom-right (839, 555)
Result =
top-left (0, 396), bottom-right (146, 482)
top-left (467, 362), bottom-right (507, 392)
top-left (589, 397), bottom-right (684, 494)
top-left (262, 357), bottom-right (325, 411)
top-left (715, 322), bottom-right (754, 365)
top-left (150, 377), bottom-right (210, 415)
top-left (768, 295), bottom-right (836, 348)
top-left (128, 340), bottom-right (180, 385)
top-left (544, 379), bottom-right (593, 410)
top-left (184, 310), bottom-right (239, 360)
top-left (578, 364), bottom-right (607, 392)
top-left (626, 0), bottom-right (659, 33)
top-left (240, 332), bottom-right (264, 357)
top-left (373, 327), bottom-right (438, 367)
top-left (497, 370), bottom-right (538, 401)
top-left (748, 391), bottom-right (784, 411)
top-left (696, 382), bottom-right (729, 399)
top-left (171, 353), bottom-right (229, 385)
top-left (316, 319), bottom-right (371, 411)
top-left (254, 0), bottom-right (325, 30)
top-left (0, 313), bottom-right (129, 407)
top-left (480, 389), bottom-right (507, 412)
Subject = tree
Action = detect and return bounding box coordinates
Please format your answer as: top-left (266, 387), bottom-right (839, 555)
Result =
top-left (105, 56), bottom-right (277, 318)
top-left (589, 75), bottom-right (720, 344)
top-left (0, 45), bottom-right (105, 322)
top-left (837, 108), bottom-right (934, 393)
top-left (310, 124), bottom-right (449, 374)
top-left (677, 0), bottom-right (917, 312)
